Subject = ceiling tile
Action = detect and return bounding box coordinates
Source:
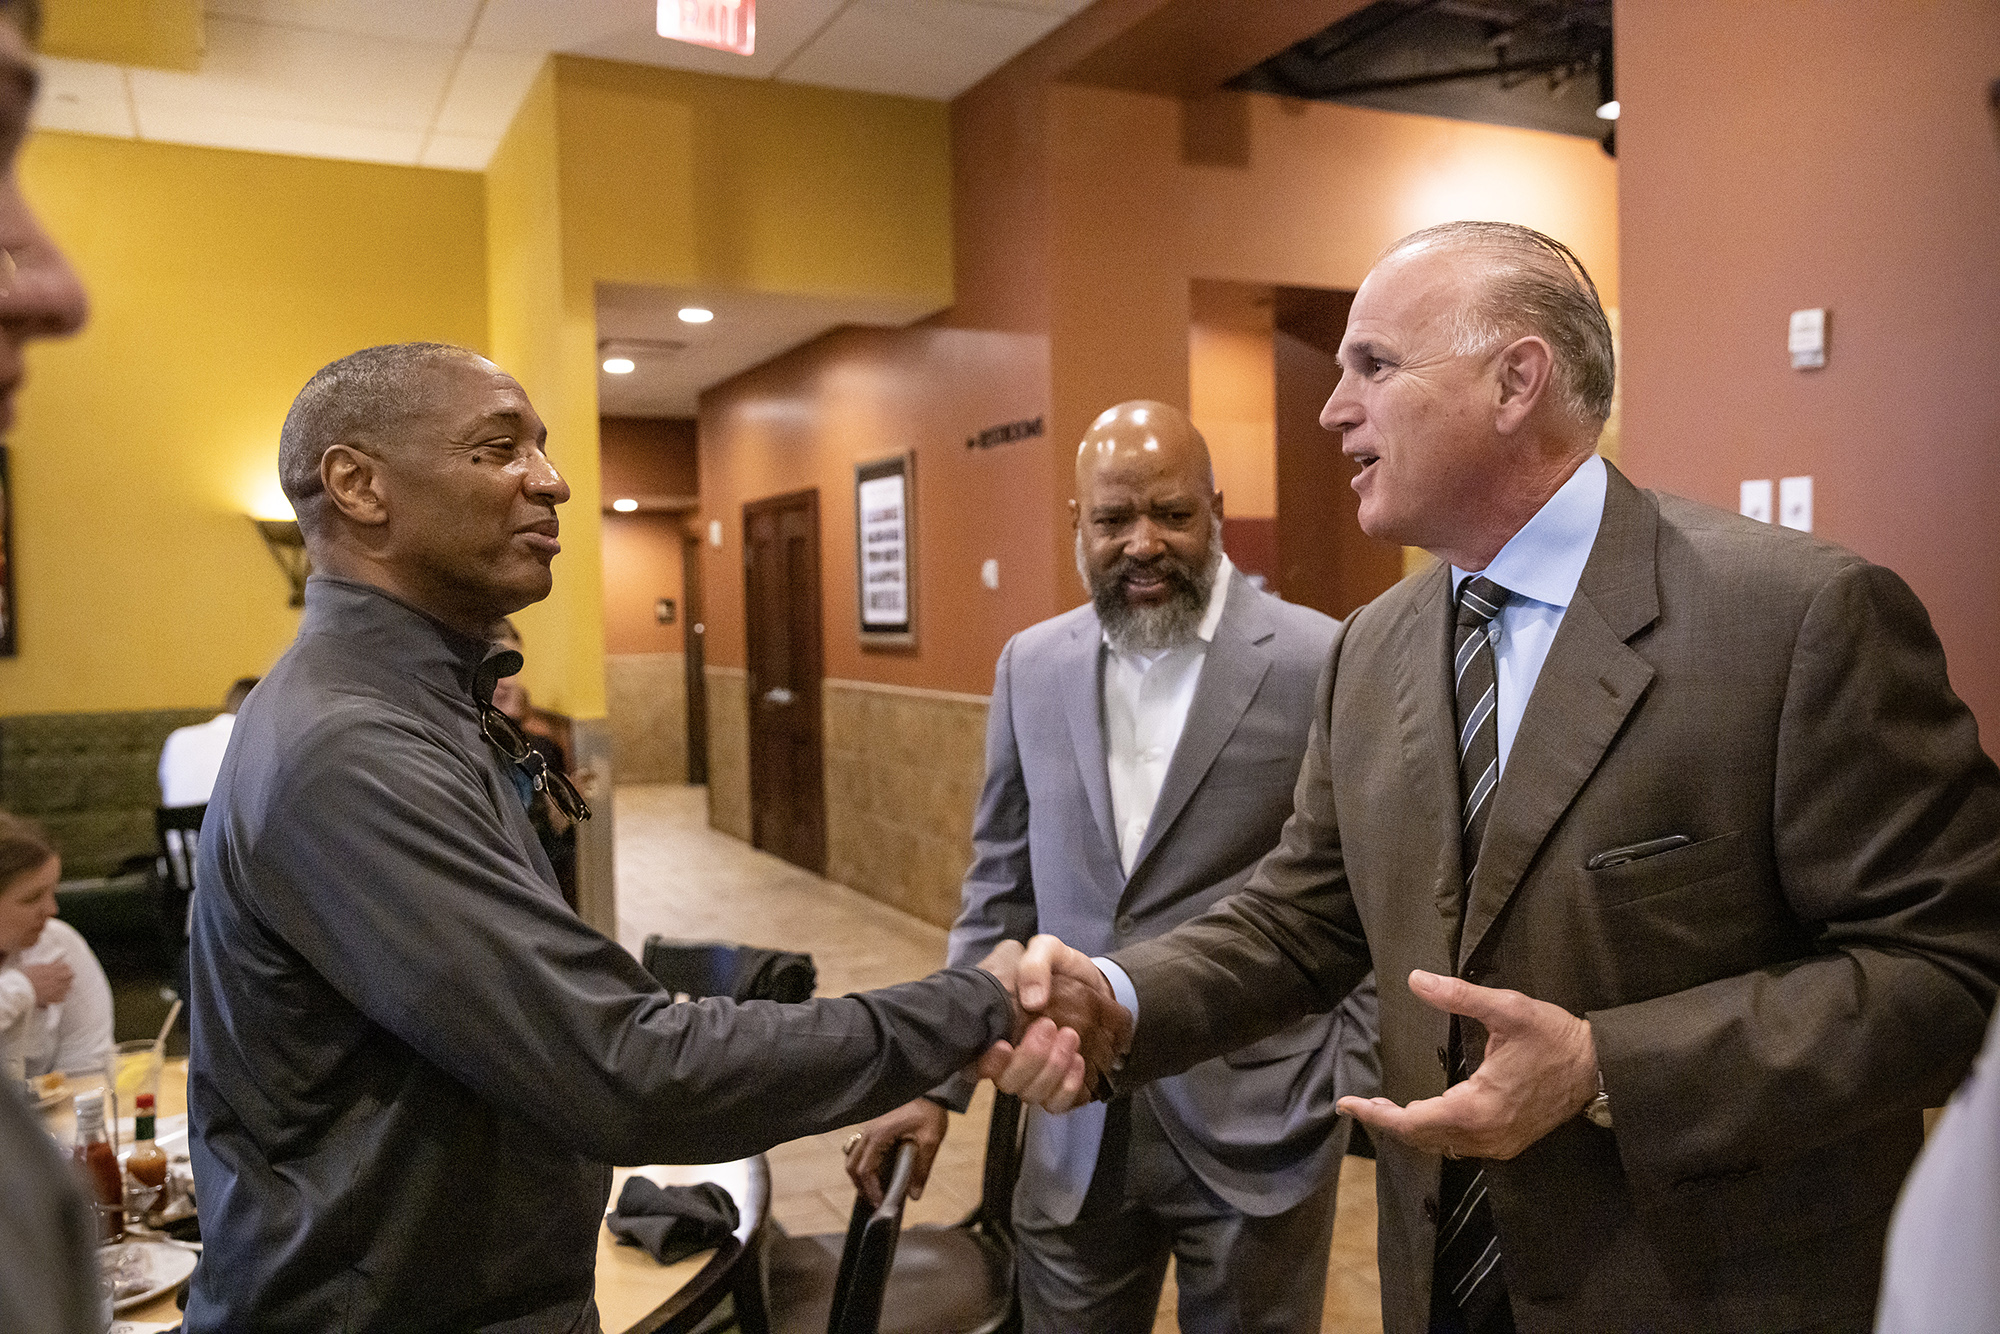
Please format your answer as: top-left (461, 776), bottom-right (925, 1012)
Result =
top-left (37, 1), bottom-right (1094, 167)
top-left (419, 132), bottom-right (499, 171)
top-left (129, 17), bottom-right (455, 129)
top-left (205, 0), bottom-right (485, 46)
top-left (433, 49), bottom-right (547, 138)
top-left (562, 0), bottom-right (849, 81)
top-left (595, 280), bottom-right (943, 415)
top-left (33, 57), bottom-right (137, 138)
top-left (135, 103), bottom-right (425, 164)
top-left (777, 0), bottom-right (1065, 100)
top-left (470, 0), bottom-right (656, 55)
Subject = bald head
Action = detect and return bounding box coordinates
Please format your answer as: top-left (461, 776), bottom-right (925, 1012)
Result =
top-left (1382, 221), bottom-right (1614, 433)
top-left (278, 342), bottom-right (492, 536)
top-left (1075, 399), bottom-right (1215, 498)
top-left (1071, 400), bottom-right (1224, 654)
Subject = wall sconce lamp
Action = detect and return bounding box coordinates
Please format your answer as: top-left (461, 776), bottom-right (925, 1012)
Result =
top-left (252, 517), bottom-right (311, 607)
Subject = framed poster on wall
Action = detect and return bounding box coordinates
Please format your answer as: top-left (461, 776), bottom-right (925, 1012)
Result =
top-left (855, 453), bottom-right (915, 648)
top-left (0, 445), bottom-right (14, 658)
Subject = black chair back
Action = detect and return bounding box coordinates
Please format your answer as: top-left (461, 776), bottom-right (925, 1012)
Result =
top-left (154, 803), bottom-right (206, 926)
top-left (827, 1142), bottom-right (917, 1334)
top-left (641, 934), bottom-right (816, 1003)
top-left (757, 1093), bottom-right (1023, 1334)
top-left (972, 1092), bottom-right (1024, 1240)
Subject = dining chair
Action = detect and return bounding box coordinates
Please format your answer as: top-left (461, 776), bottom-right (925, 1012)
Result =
top-left (629, 935), bottom-right (811, 1334)
top-left (152, 803), bottom-right (206, 996)
top-left (641, 934), bottom-right (817, 1004)
top-left (755, 1093), bottom-right (1025, 1334)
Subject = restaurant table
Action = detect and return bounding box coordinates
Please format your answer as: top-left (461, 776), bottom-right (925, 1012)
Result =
top-left (40, 1059), bottom-right (770, 1334)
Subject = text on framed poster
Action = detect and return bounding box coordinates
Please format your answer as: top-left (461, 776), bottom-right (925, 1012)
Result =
top-left (854, 454), bottom-right (914, 646)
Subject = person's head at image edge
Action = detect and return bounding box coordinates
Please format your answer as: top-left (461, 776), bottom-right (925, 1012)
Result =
top-left (0, 0), bottom-right (88, 434)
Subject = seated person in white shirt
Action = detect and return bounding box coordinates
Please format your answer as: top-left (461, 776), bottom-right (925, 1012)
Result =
top-left (158, 676), bottom-right (259, 808)
top-left (0, 812), bottom-right (113, 1083)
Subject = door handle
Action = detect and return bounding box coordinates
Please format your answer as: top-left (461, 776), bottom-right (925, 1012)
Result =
top-left (762, 687), bottom-right (795, 706)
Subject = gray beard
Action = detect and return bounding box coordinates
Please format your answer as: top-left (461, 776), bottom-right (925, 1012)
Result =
top-left (1076, 520), bottom-right (1224, 656)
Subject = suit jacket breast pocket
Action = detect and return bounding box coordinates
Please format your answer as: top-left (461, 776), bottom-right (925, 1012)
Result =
top-left (1584, 829), bottom-right (1807, 999)
top-left (1585, 829), bottom-right (1749, 909)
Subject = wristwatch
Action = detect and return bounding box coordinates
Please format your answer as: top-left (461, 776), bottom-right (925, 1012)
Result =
top-left (1584, 1068), bottom-right (1613, 1129)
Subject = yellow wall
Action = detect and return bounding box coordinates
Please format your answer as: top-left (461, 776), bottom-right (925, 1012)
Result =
top-left (2, 134), bottom-right (487, 713)
top-left (2, 58), bottom-right (956, 722)
top-left (484, 62), bottom-right (608, 719)
top-left (42, 0), bottom-right (202, 70)
top-left (475, 56), bottom-right (959, 717)
top-left (553, 56), bottom-right (952, 302)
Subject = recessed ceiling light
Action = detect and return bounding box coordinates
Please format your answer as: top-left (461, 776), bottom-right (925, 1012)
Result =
top-left (1595, 100), bottom-right (1620, 121)
top-left (612, 498), bottom-right (639, 513)
top-left (603, 357), bottom-right (635, 374)
top-left (678, 307), bottom-right (714, 324)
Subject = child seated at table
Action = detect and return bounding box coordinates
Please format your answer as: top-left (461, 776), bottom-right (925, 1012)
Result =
top-left (0, 811), bottom-right (113, 1085)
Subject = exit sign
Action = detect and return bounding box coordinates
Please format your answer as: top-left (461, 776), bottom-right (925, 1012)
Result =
top-left (659, 0), bottom-right (755, 56)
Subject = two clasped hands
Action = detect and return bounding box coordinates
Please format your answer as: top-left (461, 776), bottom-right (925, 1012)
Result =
top-left (848, 936), bottom-right (1600, 1204)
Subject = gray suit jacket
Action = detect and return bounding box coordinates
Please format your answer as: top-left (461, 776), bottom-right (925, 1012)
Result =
top-left (1113, 466), bottom-right (2000, 1333)
top-left (944, 568), bottom-right (1376, 1224)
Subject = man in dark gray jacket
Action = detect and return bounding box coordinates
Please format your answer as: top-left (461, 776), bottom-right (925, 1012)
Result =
top-left (186, 343), bottom-right (1127, 1333)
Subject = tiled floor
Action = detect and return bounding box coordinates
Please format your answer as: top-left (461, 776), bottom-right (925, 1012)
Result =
top-left (615, 784), bottom-right (1383, 1333)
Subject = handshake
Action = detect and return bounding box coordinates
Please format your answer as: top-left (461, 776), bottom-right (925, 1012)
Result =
top-left (975, 935), bottom-right (1133, 1110)
top-left (847, 935), bottom-right (1132, 1205)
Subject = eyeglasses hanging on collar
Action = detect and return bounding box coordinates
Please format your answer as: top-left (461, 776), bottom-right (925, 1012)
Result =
top-left (480, 703), bottom-right (591, 824)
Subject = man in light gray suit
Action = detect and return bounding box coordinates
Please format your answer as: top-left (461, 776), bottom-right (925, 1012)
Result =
top-left (847, 401), bottom-right (1378, 1333)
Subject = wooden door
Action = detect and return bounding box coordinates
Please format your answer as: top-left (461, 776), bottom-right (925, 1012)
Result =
top-left (743, 490), bottom-right (825, 874)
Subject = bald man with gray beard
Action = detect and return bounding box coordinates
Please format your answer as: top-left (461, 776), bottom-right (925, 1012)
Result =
top-left (847, 401), bottom-right (1378, 1333)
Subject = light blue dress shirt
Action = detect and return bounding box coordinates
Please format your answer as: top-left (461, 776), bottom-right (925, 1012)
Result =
top-left (1095, 455), bottom-right (1609, 1029)
top-left (1451, 453), bottom-right (1607, 774)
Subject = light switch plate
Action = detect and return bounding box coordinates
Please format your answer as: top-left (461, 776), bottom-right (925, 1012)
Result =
top-left (1789, 308), bottom-right (1827, 370)
top-left (1779, 476), bottom-right (1813, 532)
top-left (1740, 479), bottom-right (1774, 523)
top-left (708, 519), bottom-right (723, 548)
top-left (980, 558), bottom-right (1000, 590)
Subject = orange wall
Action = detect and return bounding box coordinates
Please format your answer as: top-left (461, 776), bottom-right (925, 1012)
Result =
top-left (1616, 0), bottom-right (2000, 744)
top-left (599, 416), bottom-right (697, 655)
top-left (1189, 280), bottom-right (1278, 520)
top-left (601, 416), bottom-right (698, 497)
top-left (699, 325), bottom-right (1054, 694)
top-left (699, 5), bottom-right (1617, 696)
top-left (601, 514), bottom-right (686, 656)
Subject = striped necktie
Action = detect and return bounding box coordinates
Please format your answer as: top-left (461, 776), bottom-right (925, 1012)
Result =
top-left (1435, 574), bottom-right (1514, 1333)
top-left (1454, 575), bottom-right (1507, 883)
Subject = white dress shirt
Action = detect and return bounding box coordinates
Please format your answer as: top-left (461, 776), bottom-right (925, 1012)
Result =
top-left (1450, 454), bottom-right (1607, 773)
top-left (1102, 556), bottom-right (1233, 875)
top-left (0, 920), bottom-right (115, 1082)
top-left (158, 711), bottom-right (236, 807)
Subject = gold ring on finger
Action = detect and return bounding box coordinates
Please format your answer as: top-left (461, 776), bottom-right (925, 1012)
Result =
top-left (842, 1132), bottom-right (863, 1153)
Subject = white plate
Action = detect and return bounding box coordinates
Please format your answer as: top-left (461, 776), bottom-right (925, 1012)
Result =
top-left (103, 1238), bottom-right (198, 1313)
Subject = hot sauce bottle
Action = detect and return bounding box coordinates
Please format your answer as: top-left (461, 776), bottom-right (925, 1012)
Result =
top-left (127, 1091), bottom-right (170, 1212)
top-left (72, 1089), bottom-right (125, 1242)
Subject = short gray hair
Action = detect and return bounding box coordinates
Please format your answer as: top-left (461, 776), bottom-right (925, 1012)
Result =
top-left (278, 342), bottom-right (483, 533)
top-left (1386, 221), bottom-right (1615, 430)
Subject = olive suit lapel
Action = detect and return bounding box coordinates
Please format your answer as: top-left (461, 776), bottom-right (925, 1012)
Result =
top-left (1457, 464), bottom-right (1661, 969)
top-left (1373, 560), bottom-right (1470, 945)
